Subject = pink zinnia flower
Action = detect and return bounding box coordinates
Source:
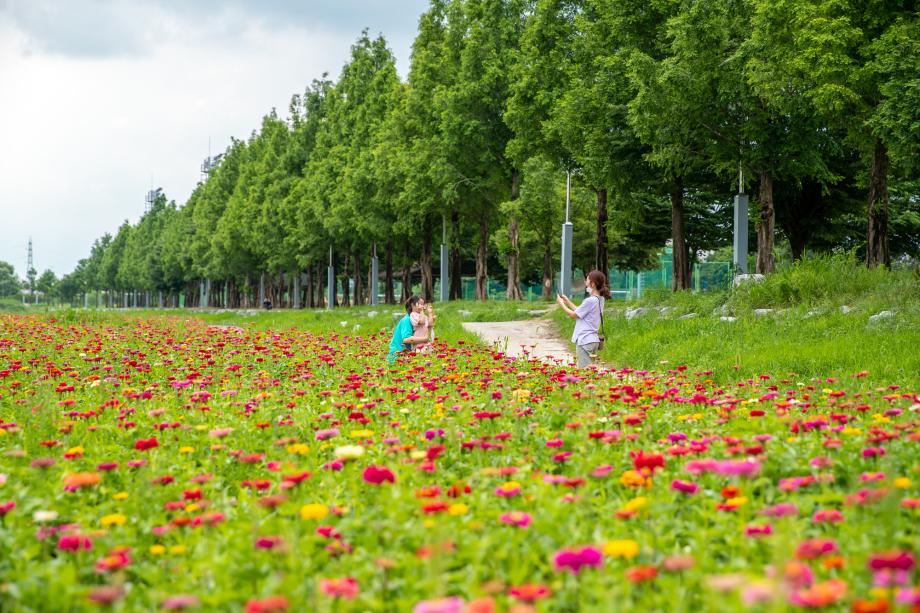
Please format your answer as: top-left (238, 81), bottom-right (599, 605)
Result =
top-left (499, 511), bottom-right (532, 527)
top-left (759, 502), bottom-right (799, 518)
top-left (320, 577), bottom-right (360, 600)
top-left (58, 534), bottom-right (92, 552)
top-left (671, 479), bottom-right (699, 495)
top-left (552, 545), bottom-right (603, 574)
top-left (745, 523), bottom-right (774, 538)
top-left (161, 595), bottom-right (200, 610)
top-left (812, 509), bottom-right (844, 523)
top-left (795, 538), bottom-right (838, 560)
top-left (412, 597), bottom-right (465, 613)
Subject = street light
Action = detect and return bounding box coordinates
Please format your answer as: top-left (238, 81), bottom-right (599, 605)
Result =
top-left (559, 170), bottom-right (573, 297)
top-left (733, 164), bottom-right (749, 274)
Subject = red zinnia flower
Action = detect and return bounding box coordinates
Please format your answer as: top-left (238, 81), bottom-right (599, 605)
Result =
top-left (363, 465), bottom-right (396, 485)
top-left (244, 596), bottom-right (289, 613)
top-left (509, 583), bottom-right (551, 603)
top-left (631, 450), bottom-right (666, 473)
top-left (134, 437), bottom-right (159, 451)
top-left (625, 565), bottom-right (658, 583)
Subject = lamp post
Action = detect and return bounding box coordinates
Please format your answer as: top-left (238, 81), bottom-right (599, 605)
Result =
top-left (733, 166), bottom-right (749, 274)
top-left (439, 217), bottom-right (449, 302)
top-left (370, 245), bottom-right (379, 306)
top-left (559, 170), bottom-right (573, 297)
top-left (327, 246), bottom-right (335, 309)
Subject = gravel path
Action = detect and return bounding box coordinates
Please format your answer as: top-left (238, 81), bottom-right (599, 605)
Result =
top-left (461, 318), bottom-right (574, 364)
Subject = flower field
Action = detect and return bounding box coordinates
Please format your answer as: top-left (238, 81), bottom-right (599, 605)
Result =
top-left (0, 313), bottom-right (917, 612)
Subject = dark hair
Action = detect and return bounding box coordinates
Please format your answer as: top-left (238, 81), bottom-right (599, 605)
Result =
top-left (587, 270), bottom-right (612, 299)
top-left (405, 295), bottom-right (423, 313)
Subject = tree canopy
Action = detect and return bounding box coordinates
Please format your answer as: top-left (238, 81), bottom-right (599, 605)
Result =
top-left (65, 0), bottom-right (920, 306)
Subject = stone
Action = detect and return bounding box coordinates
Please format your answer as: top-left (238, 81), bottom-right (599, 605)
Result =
top-left (366, 311), bottom-right (378, 318)
top-left (754, 308), bottom-right (774, 316)
top-left (458, 309), bottom-right (473, 317)
top-left (625, 307), bottom-right (648, 321)
top-left (733, 273), bottom-right (766, 287)
top-left (527, 309), bottom-right (549, 315)
top-left (720, 316), bottom-right (737, 322)
top-left (840, 305), bottom-right (854, 314)
top-left (678, 313), bottom-right (697, 320)
top-left (868, 310), bottom-right (895, 322)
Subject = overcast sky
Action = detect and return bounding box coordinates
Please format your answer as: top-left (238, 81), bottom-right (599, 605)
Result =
top-left (0, 0), bottom-right (429, 277)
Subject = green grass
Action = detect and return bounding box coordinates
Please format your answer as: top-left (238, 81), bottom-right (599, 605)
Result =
top-left (42, 256), bottom-right (920, 385)
top-left (554, 256), bottom-right (920, 385)
top-left (46, 299), bottom-right (545, 347)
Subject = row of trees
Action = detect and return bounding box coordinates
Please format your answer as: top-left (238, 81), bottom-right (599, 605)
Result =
top-left (0, 261), bottom-right (61, 302)
top-left (63, 0), bottom-right (920, 307)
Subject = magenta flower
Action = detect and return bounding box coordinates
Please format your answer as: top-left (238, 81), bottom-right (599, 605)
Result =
top-left (362, 465), bottom-right (396, 485)
top-left (552, 545), bottom-right (603, 574)
top-left (671, 479), bottom-right (699, 495)
top-left (57, 534), bottom-right (92, 552)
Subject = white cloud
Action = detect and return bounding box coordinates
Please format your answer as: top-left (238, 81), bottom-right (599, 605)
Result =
top-left (0, 1), bottom-right (424, 276)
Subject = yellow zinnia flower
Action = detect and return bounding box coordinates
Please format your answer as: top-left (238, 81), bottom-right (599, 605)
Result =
top-left (299, 503), bottom-right (329, 520)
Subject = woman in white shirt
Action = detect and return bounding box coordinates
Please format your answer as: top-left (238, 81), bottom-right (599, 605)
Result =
top-left (556, 269), bottom-right (611, 368)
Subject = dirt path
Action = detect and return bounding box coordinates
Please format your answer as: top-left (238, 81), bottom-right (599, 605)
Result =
top-left (461, 318), bottom-right (574, 364)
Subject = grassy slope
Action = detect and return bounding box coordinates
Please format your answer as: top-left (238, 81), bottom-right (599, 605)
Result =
top-left (553, 257), bottom-right (920, 385)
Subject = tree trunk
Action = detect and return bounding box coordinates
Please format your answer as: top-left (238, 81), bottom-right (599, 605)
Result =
top-left (595, 188), bottom-right (609, 274)
top-left (421, 217), bottom-right (434, 302)
top-left (341, 254), bottom-right (350, 307)
top-left (367, 251), bottom-right (374, 305)
top-left (866, 138), bottom-right (890, 269)
top-left (384, 240), bottom-right (395, 304)
top-left (507, 171), bottom-right (523, 300)
top-left (671, 183), bottom-right (691, 291)
top-left (449, 211), bottom-right (462, 300)
top-left (315, 263), bottom-right (324, 309)
top-left (542, 241), bottom-right (553, 300)
top-left (292, 270), bottom-right (300, 309)
top-left (401, 257), bottom-right (412, 303)
top-left (756, 169), bottom-right (776, 274)
top-left (475, 215), bottom-right (489, 301)
top-left (305, 267), bottom-right (313, 308)
top-left (353, 253), bottom-right (363, 306)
